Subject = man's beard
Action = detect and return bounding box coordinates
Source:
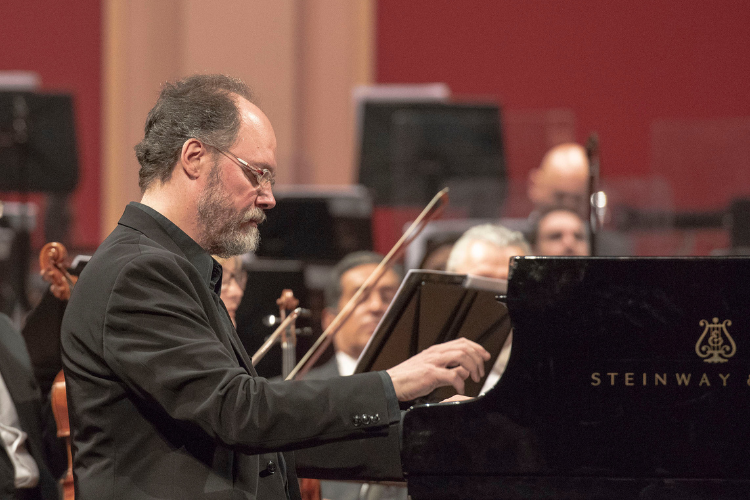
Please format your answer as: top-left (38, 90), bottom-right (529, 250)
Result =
top-left (196, 165), bottom-right (266, 258)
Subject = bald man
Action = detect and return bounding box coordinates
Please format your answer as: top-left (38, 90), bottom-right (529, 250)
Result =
top-left (527, 142), bottom-right (589, 217)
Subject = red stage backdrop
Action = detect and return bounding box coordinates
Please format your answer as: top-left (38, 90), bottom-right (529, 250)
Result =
top-left (375, 0), bottom-right (750, 213)
top-left (0, 0), bottom-right (101, 251)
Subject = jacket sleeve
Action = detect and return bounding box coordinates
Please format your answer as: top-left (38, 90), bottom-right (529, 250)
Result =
top-left (101, 253), bottom-right (397, 454)
top-left (293, 420), bottom-right (404, 481)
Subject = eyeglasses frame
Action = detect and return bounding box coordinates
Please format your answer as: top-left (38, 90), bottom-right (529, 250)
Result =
top-left (204, 142), bottom-right (275, 190)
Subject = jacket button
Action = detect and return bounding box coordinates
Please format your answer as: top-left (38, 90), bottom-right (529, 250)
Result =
top-left (352, 415), bottom-right (362, 427)
top-left (372, 413), bottom-right (380, 424)
top-left (362, 414), bottom-right (371, 425)
top-left (266, 461), bottom-right (277, 474)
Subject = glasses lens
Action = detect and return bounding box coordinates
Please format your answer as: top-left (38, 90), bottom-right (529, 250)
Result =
top-left (237, 271), bottom-right (248, 289)
top-left (259, 170), bottom-right (273, 187)
top-left (222, 271), bottom-right (248, 291)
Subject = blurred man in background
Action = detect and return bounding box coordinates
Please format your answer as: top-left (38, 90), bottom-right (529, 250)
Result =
top-left (446, 224), bottom-right (530, 393)
top-left (446, 224), bottom-right (529, 281)
top-left (305, 251), bottom-right (401, 379)
top-left (215, 255), bottom-right (246, 327)
top-left (528, 207), bottom-right (590, 257)
top-left (527, 142), bottom-right (589, 217)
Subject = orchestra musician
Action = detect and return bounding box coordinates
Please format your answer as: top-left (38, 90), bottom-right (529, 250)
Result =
top-left (527, 142), bottom-right (590, 217)
top-left (60, 74), bottom-right (489, 500)
top-left (445, 224), bottom-right (530, 393)
top-left (298, 251), bottom-right (405, 500)
top-left (214, 255), bottom-right (247, 327)
top-left (304, 252), bottom-right (401, 381)
top-left (527, 207), bottom-right (590, 257)
top-left (0, 312), bottom-right (66, 500)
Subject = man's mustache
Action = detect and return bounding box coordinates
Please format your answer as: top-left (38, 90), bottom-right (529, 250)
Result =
top-left (243, 208), bottom-right (266, 225)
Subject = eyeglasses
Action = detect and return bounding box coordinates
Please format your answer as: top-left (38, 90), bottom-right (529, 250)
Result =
top-left (209, 145), bottom-right (275, 190)
top-left (222, 269), bottom-right (248, 291)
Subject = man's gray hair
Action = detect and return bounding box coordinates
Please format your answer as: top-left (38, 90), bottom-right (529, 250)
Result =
top-left (446, 224), bottom-right (531, 272)
top-left (134, 74), bottom-right (254, 192)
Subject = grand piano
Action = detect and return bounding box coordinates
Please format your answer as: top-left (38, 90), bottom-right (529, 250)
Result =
top-left (401, 257), bottom-right (750, 499)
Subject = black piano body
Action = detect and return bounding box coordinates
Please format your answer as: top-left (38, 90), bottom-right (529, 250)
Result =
top-left (402, 257), bottom-right (750, 499)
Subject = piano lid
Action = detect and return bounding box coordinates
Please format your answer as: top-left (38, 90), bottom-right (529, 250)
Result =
top-left (402, 257), bottom-right (750, 500)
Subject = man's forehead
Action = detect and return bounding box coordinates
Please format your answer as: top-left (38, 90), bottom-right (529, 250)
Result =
top-left (234, 98), bottom-right (276, 147)
top-left (341, 263), bottom-right (398, 289)
top-left (540, 212), bottom-right (584, 232)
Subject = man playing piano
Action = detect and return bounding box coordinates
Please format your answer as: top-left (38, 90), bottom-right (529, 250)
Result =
top-left (60, 74), bottom-right (489, 500)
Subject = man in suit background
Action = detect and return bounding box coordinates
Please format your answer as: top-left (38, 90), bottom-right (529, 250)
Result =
top-left (61, 74), bottom-right (489, 500)
top-left (301, 252), bottom-right (404, 500)
top-left (0, 313), bottom-right (66, 500)
top-left (304, 252), bottom-right (401, 381)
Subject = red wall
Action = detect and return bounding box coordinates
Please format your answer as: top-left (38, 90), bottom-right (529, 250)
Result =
top-left (376, 0), bottom-right (750, 211)
top-left (0, 0), bottom-right (101, 250)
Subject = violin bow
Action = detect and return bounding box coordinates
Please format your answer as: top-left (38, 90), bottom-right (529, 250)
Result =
top-left (286, 187), bottom-right (450, 381)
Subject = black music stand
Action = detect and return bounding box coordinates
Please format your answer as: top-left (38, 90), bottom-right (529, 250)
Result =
top-left (355, 270), bottom-right (511, 402)
top-left (0, 92), bottom-right (79, 193)
top-left (0, 92), bottom-right (79, 314)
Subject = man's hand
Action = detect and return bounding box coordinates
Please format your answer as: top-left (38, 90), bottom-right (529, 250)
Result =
top-left (385, 338), bottom-right (490, 401)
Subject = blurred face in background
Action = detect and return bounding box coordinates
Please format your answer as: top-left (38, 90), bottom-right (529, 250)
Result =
top-left (528, 143), bottom-right (589, 216)
top-left (452, 240), bottom-right (527, 281)
top-left (218, 255), bottom-right (247, 326)
top-left (326, 264), bottom-right (401, 360)
top-left (534, 210), bottom-right (589, 256)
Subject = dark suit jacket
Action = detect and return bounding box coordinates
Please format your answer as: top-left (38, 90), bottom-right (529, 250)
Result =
top-left (295, 357), bottom-right (406, 500)
top-left (0, 313), bottom-right (65, 500)
top-left (301, 357), bottom-right (340, 382)
top-left (61, 204), bottom-right (400, 500)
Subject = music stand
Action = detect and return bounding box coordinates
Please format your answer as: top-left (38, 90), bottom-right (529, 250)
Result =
top-left (0, 92), bottom-right (79, 314)
top-left (355, 270), bottom-right (511, 402)
top-left (0, 92), bottom-right (79, 193)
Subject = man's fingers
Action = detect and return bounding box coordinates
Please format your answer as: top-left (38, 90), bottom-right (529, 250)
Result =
top-left (437, 340), bottom-right (488, 383)
top-left (387, 338), bottom-right (492, 401)
top-left (433, 364), bottom-right (468, 395)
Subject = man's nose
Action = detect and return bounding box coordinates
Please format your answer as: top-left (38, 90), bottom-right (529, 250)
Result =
top-left (257, 189), bottom-right (276, 210)
top-left (562, 235), bottom-right (577, 253)
top-left (366, 292), bottom-right (387, 312)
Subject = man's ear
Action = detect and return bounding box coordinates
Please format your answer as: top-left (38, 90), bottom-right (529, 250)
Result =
top-left (180, 138), bottom-right (210, 180)
top-left (321, 307), bottom-right (337, 330)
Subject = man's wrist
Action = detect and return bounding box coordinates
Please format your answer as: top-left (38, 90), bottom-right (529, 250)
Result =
top-left (377, 371), bottom-right (401, 424)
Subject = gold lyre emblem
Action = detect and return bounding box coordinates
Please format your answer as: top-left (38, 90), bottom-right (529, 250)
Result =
top-left (695, 318), bottom-right (736, 363)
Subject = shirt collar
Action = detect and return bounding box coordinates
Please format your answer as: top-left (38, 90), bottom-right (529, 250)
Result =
top-left (129, 202), bottom-right (222, 292)
top-left (334, 350), bottom-right (359, 377)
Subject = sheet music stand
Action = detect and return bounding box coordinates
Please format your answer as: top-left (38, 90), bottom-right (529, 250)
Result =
top-left (0, 92), bottom-right (79, 193)
top-left (0, 91), bottom-right (79, 315)
top-left (355, 270), bottom-right (511, 402)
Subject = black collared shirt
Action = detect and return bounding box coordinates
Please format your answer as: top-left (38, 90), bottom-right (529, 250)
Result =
top-left (130, 202), bottom-right (223, 294)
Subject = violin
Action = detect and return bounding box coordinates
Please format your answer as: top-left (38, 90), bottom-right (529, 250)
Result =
top-left (39, 242), bottom-right (76, 500)
top-left (39, 242), bottom-right (78, 301)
